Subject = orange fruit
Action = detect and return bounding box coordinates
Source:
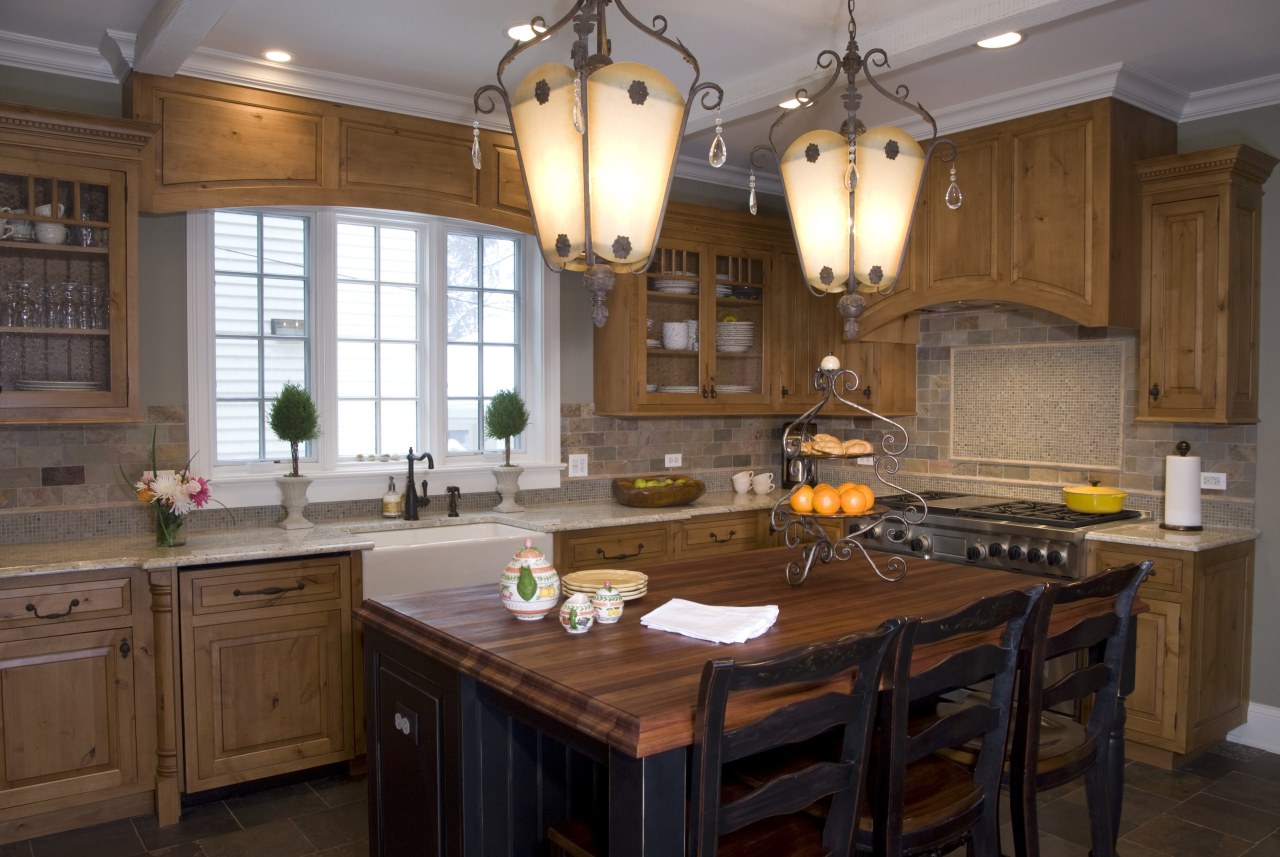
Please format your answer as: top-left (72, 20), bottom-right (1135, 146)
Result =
top-left (789, 484), bottom-right (815, 513)
top-left (812, 485), bottom-right (842, 515)
top-left (835, 481), bottom-right (858, 495)
top-left (853, 483), bottom-right (875, 510)
top-left (840, 487), bottom-right (869, 515)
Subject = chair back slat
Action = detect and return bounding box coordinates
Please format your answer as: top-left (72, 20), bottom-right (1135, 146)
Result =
top-left (1041, 662), bottom-right (1109, 712)
top-left (1045, 613), bottom-right (1118, 661)
top-left (907, 704), bottom-right (999, 765)
top-left (910, 644), bottom-right (1011, 702)
top-left (689, 618), bottom-right (902, 857)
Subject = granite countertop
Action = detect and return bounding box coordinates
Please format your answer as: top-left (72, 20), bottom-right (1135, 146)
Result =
top-left (1084, 521), bottom-right (1258, 551)
top-left (0, 491), bottom-right (781, 577)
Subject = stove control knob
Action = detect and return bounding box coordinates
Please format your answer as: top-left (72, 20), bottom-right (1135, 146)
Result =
top-left (861, 525), bottom-right (879, 540)
top-left (888, 528), bottom-right (906, 543)
top-left (1007, 544), bottom-right (1025, 560)
top-left (1027, 547), bottom-right (1045, 564)
top-left (967, 544), bottom-right (987, 562)
top-left (1047, 549), bottom-right (1066, 567)
top-left (909, 535), bottom-right (930, 553)
top-left (987, 543), bottom-right (1005, 558)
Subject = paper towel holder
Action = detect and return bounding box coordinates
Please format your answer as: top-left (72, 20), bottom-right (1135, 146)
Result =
top-left (1160, 440), bottom-right (1204, 531)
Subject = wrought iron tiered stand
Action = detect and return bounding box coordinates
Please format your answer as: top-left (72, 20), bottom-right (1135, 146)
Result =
top-left (771, 355), bottom-right (928, 585)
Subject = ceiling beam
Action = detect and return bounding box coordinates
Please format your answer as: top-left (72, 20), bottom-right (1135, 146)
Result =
top-left (132, 0), bottom-right (237, 76)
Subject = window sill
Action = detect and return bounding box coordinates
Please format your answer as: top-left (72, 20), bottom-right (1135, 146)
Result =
top-left (209, 461), bottom-right (565, 509)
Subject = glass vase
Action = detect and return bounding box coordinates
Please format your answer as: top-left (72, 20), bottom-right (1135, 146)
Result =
top-left (155, 506), bottom-right (186, 547)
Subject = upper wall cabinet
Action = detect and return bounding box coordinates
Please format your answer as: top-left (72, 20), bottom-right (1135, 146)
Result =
top-left (858, 99), bottom-right (1176, 338)
top-left (1137, 145), bottom-right (1277, 424)
top-left (126, 74), bottom-right (531, 232)
top-left (0, 103), bottom-right (156, 424)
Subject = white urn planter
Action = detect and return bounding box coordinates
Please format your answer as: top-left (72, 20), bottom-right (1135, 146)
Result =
top-left (277, 475), bottom-right (314, 529)
top-left (492, 465), bottom-right (525, 513)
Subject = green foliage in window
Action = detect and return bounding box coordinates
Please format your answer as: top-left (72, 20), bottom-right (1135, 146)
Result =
top-left (269, 382), bottom-right (321, 476)
top-left (484, 389), bottom-right (530, 467)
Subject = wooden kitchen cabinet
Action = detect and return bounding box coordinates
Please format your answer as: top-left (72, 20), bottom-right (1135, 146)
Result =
top-left (179, 555), bottom-right (355, 792)
top-left (858, 99), bottom-right (1175, 338)
top-left (1137, 145), bottom-right (1277, 423)
top-left (0, 104), bottom-right (155, 424)
top-left (553, 512), bottom-right (769, 573)
top-left (1088, 538), bottom-right (1254, 768)
top-left (0, 569), bottom-right (155, 841)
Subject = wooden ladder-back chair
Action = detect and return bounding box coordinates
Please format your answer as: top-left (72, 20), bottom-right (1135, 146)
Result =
top-left (858, 584), bottom-right (1046, 857)
top-left (1005, 560), bottom-right (1152, 857)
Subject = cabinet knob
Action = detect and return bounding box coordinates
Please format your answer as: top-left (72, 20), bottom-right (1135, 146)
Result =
top-left (781, 386), bottom-right (790, 399)
top-left (701, 386), bottom-right (709, 398)
top-left (709, 384), bottom-right (717, 399)
top-left (1149, 383), bottom-right (1161, 401)
top-left (863, 385), bottom-right (873, 399)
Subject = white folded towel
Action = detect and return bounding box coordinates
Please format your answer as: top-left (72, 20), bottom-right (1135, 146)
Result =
top-left (640, 598), bottom-right (780, 644)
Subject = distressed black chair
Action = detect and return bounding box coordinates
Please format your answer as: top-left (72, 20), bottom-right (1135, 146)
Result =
top-left (548, 617), bottom-right (903, 857)
top-left (856, 585), bottom-right (1046, 857)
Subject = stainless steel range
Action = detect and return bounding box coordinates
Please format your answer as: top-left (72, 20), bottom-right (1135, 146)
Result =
top-left (846, 491), bottom-right (1145, 579)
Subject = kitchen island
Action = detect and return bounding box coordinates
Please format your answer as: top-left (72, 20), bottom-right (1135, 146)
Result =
top-left (356, 544), bottom-right (1127, 857)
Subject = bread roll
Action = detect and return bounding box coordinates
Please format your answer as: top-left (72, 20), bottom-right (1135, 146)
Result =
top-left (843, 438), bottom-right (873, 455)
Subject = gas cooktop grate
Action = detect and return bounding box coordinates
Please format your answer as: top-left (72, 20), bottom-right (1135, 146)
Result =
top-left (952, 501), bottom-right (1141, 528)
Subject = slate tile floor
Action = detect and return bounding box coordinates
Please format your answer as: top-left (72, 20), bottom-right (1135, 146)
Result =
top-left (4, 742), bottom-right (1278, 855)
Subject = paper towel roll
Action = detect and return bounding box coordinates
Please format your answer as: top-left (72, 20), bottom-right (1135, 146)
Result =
top-left (1163, 454), bottom-right (1202, 529)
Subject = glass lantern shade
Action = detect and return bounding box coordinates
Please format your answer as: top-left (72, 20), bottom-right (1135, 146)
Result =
top-left (852, 124), bottom-right (925, 292)
top-left (511, 60), bottom-right (685, 275)
top-left (585, 61), bottom-right (685, 272)
top-left (512, 63), bottom-right (587, 269)
top-left (780, 129), bottom-right (850, 294)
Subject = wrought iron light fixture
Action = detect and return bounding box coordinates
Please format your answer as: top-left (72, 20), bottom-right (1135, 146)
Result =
top-left (475, 0), bottom-right (725, 327)
top-left (750, 0), bottom-right (961, 340)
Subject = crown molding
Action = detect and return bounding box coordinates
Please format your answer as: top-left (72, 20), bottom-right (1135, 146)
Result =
top-left (0, 29), bottom-right (118, 82)
top-left (1182, 72), bottom-right (1280, 122)
top-left (675, 156), bottom-right (784, 195)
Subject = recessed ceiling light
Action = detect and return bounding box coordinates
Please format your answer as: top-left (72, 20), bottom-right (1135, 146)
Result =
top-left (976, 32), bottom-right (1022, 49)
top-left (779, 98), bottom-right (802, 110)
top-left (507, 23), bottom-right (548, 42)
top-left (263, 49), bottom-right (293, 63)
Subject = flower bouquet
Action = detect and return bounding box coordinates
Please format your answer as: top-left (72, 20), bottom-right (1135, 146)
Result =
top-left (131, 431), bottom-right (212, 547)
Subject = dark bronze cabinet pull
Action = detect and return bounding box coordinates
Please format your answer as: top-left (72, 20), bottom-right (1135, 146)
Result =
top-left (781, 385), bottom-right (790, 398)
top-left (701, 386), bottom-right (709, 398)
top-left (1149, 383), bottom-right (1161, 401)
top-left (233, 580), bottom-right (306, 597)
top-left (863, 385), bottom-right (873, 399)
top-left (709, 530), bottom-right (736, 544)
top-left (26, 598), bottom-right (80, 620)
top-left (596, 543), bottom-right (644, 561)
top-left (119, 637), bottom-right (131, 659)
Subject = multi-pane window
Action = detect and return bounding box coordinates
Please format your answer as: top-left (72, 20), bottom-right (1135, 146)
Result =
top-left (446, 232), bottom-right (521, 454)
top-left (334, 219), bottom-right (424, 459)
top-left (211, 211), bottom-right (309, 464)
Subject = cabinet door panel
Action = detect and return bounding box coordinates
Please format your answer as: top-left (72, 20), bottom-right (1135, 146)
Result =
top-left (371, 659), bottom-right (447, 857)
top-left (1124, 600), bottom-right (1180, 744)
top-left (0, 627), bottom-right (137, 808)
top-left (927, 131), bottom-right (1001, 290)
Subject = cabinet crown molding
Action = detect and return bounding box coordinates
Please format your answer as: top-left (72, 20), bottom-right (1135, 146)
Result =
top-left (1137, 144), bottom-right (1278, 185)
top-left (0, 102), bottom-right (157, 158)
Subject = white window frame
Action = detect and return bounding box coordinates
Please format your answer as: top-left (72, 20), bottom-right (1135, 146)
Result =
top-left (187, 208), bottom-right (562, 509)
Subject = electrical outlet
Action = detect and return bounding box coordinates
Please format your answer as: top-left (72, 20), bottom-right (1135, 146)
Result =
top-left (856, 456), bottom-right (875, 466)
top-left (665, 453), bottom-right (682, 468)
top-left (1201, 472), bottom-right (1227, 490)
top-left (567, 454), bottom-right (588, 477)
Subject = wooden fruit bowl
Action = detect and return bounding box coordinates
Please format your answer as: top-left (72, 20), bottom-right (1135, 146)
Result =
top-left (611, 475), bottom-right (706, 508)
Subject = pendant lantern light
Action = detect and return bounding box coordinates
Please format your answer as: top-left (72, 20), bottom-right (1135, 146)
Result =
top-left (751, 0), bottom-right (961, 340)
top-left (476, 0), bottom-right (725, 327)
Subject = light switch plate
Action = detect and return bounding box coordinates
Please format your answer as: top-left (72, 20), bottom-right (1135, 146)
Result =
top-left (567, 454), bottom-right (588, 477)
top-left (1201, 472), bottom-right (1227, 490)
top-left (665, 453), bottom-right (682, 467)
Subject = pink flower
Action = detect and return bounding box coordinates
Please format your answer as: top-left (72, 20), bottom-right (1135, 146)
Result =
top-left (187, 476), bottom-right (211, 509)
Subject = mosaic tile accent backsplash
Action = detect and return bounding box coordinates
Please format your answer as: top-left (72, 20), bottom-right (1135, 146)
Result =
top-left (951, 341), bottom-right (1125, 470)
top-left (0, 305), bottom-right (1256, 543)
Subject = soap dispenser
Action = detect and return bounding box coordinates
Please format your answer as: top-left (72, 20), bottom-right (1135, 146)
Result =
top-left (382, 476), bottom-right (402, 518)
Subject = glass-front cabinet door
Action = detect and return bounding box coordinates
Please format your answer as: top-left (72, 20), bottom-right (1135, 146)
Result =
top-left (641, 242), bottom-right (703, 402)
top-left (707, 245), bottom-right (769, 406)
top-left (0, 158), bottom-right (132, 421)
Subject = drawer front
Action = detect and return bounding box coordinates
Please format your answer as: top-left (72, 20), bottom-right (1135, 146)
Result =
top-left (676, 514), bottom-right (761, 558)
top-left (1092, 546), bottom-right (1183, 595)
top-left (0, 575), bottom-right (133, 630)
top-left (187, 558), bottom-right (346, 617)
top-left (563, 527), bottom-right (669, 571)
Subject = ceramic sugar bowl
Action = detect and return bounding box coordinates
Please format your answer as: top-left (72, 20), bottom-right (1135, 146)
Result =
top-left (498, 538), bottom-right (560, 620)
top-left (559, 593), bottom-right (595, 634)
top-left (590, 581), bottom-right (624, 624)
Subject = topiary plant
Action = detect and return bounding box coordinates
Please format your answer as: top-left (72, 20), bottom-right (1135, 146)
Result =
top-left (484, 389), bottom-right (530, 467)
top-left (269, 382), bottom-right (320, 477)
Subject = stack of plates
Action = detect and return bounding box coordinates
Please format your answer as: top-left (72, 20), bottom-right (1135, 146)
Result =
top-left (561, 569), bottom-right (648, 601)
top-left (646, 338), bottom-right (662, 348)
top-left (715, 284), bottom-right (732, 296)
top-left (14, 379), bottom-right (104, 391)
top-left (716, 384), bottom-right (753, 394)
top-left (716, 321), bottom-right (754, 353)
top-left (654, 279), bottom-right (695, 294)
top-left (657, 385), bottom-right (699, 394)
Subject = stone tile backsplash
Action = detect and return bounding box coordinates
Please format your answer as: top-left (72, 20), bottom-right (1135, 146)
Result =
top-left (0, 305), bottom-right (1256, 542)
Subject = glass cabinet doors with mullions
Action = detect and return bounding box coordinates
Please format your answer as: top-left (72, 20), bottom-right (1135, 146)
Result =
top-left (0, 160), bottom-right (129, 418)
top-left (641, 243), bottom-right (770, 407)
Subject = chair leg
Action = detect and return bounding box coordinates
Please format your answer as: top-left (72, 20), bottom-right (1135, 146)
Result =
top-left (1082, 761), bottom-right (1116, 857)
top-left (1008, 776), bottom-right (1039, 857)
top-left (969, 814), bottom-right (1002, 857)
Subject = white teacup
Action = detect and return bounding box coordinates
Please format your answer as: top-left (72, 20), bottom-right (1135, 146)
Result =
top-left (6, 210), bottom-right (33, 241)
top-left (731, 473), bottom-right (752, 494)
top-left (0, 221), bottom-right (12, 240)
top-left (752, 473), bottom-right (775, 494)
top-left (35, 203), bottom-right (65, 218)
top-left (35, 223), bottom-right (67, 245)
top-left (662, 321), bottom-right (689, 350)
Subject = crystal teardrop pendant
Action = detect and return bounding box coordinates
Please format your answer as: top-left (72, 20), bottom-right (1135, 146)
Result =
top-left (945, 165), bottom-right (963, 210)
top-left (572, 78), bottom-right (584, 134)
top-left (844, 140), bottom-right (858, 192)
top-left (708, 116), bottom-right (727, 168)
top-left (748, 170), bottom-right (758, 216)
top-left (471, 121), bottom-right (482, 170)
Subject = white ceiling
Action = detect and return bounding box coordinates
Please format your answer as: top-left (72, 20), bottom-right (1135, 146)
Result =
top-left (3, 0), bottom-right (1279, 192)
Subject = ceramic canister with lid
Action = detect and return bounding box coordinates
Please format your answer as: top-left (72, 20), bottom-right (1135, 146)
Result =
top-left (590, 581), bottom-right (624, 624)
top-left (559, 593), bottom-right (595, 633)
top-left (498, 538), bottom-right (560, 620)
